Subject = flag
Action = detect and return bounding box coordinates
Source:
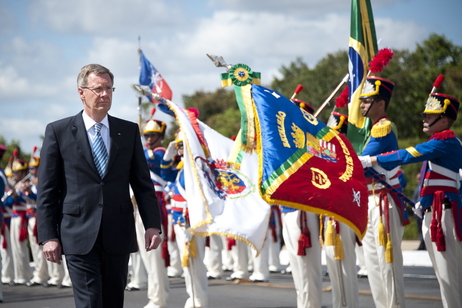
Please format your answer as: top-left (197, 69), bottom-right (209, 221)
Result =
top-left (347, 0), bottom-right (378, 154)
top-left (164, 100), bottom-right (271, 254)
top-left (251, 84), bottom-right (369, 238)
top-left (139, 49), bottom-right (173, 103)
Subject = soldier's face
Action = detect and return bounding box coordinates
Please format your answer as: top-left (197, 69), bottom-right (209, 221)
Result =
top-left (422, 114), bottom-right (446, 135)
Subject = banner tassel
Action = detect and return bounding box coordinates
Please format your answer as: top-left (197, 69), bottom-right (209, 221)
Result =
top-left (334, 233), bottom-right (344, 260)
top-left (325, 219), bottom-right (335, 246)
top-left (385, 234), bottom-right (393, 263)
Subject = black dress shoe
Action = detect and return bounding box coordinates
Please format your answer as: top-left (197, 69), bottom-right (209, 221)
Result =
top-left (26, 281), bottom-right (41, 287)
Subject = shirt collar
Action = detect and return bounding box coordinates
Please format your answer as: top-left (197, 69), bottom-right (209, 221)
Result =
top-left (82, 111), bottom-right (109, 131)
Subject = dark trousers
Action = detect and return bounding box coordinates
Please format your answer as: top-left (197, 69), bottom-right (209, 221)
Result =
top-left (65, 232), bottom-right (130, 308)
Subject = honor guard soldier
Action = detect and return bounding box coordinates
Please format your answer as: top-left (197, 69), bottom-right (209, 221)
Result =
top-left (279, 99), bottom-right (323, 307)
top-left (131, 118), bottom-right (173, 308)
top-left (357, 77), bottom-right (408, 308)
top-left (1, 155), bottom-right (14, 286)
top-left (362, 92), bottom-right (462, 308)
top-left (26, 147), bottom-right (50, 287)
top-left (3, 156), bottom-right (33, 284)
top-left (323, 111), bottom-right (360, 308)
top-left (166, 131), bottom-right (208, 308)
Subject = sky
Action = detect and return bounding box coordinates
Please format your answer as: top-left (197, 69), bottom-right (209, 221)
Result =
top-left (1, 0), bottom-right (461, 155)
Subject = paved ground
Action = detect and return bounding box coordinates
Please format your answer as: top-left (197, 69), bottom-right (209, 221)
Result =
top-left (0, 241), bottom-right (443, 308)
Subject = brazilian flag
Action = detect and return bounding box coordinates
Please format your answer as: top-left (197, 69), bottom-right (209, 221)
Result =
top-left (347, 0), bottom-right (378, 154)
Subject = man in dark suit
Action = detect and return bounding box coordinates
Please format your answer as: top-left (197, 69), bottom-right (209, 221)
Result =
top-left (37, 63), bottom-right (162, 308)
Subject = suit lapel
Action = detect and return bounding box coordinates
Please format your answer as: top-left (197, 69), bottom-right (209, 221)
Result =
top-left (106, 115), bottom-right (120, 174)
top-left (71, 112), bottom-right (99, 176)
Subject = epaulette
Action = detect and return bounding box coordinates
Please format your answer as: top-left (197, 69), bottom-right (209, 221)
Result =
top-left (371, 119), bottom-right (392, 138)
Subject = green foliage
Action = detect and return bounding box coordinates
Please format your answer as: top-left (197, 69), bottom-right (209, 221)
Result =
top-left (0, 137), bottom-right (27, 169)
top-left (403, 215), bottom-right (420, 240)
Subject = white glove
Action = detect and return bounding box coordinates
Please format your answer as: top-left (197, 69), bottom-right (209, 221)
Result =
top-left (358, 155), bottom-right (372, 168)
top-left (163, 141), bottom-right (177, 161)
top-left (412, 202), bottom-right (423, 219)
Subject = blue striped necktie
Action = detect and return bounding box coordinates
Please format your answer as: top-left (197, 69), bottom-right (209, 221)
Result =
top-left (92, 123), bottom-right (108, 178)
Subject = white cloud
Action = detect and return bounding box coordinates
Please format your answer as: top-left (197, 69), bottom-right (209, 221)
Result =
top-left (1, 0), bottom-right (460, 153)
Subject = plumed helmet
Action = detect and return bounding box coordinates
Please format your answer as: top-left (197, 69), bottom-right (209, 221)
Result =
top-left (143, 119), bottom-right (166, 136)
top-left (327, 111), bottom-right (348, 134)
top-left (12, 158), bottom-right (28, 172)
top-left (292, 98), bottom-right (315, 114)
top-left (360, 76), bottom-right (395, 102)
top-left (29, 146), bottom-right (40, 167)
top-left (422, 93), bottom-right (460, 120)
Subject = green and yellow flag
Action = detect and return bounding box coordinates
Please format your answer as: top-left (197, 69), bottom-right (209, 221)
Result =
top-left (347, 0), bottom-right (378, 154)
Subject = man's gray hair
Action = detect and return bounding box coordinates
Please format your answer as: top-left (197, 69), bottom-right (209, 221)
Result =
top-left (77, 64), bottom-right (114, 87)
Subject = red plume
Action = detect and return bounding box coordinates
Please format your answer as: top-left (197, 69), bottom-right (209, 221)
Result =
top-left (369, 48), bottom-right (394, 73)
top-left (188, 107), bottom-right (200, 119)
top-left (433, 75), bottom-right (445, 88)
top-left (290, 84), bottom-right (304, 100)
top-left (430, 74), bottom-right (445, 94)
top-left (32, 146), bottom-right (37, 154)
top-left (13, 149), bottom-right (18, 158)
top-left (335, 86), bottom-right (349, 108)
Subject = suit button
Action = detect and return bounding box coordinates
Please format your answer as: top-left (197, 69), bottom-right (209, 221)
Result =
top-left (100, 182), bottom-right (104, 186)
top-left (98, 203), bottom-right (103, 208)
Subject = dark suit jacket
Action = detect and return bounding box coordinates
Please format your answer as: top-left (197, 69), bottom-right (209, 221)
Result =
top-left (37, 111), bottom-right (161, 255)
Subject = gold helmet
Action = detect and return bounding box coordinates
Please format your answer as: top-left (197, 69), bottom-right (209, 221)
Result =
top-left (143, 119), bottom-right (166, 136)
top-left (12, 158), bottom-right (28, 172)
top-left (175, 130), bottom-right (184, 148)
top-left (29, 146), bottom-right (40, 167)
top-left (422, 93), bottom-right (460, 120)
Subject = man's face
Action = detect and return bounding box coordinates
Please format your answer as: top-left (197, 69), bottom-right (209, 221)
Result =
top-left (13, 169), bottom-right (27, 182)
top-left (144, 133), bottom-right (162, 149)
top-left (176, 142), bottom-right (184, 157)
top-left (422, 113), bottom-right (446, 135)
top-left (29, 167), bottom-right (38, 176)
top-left (79, 73), bottom-right (113, 115)
top-left (359, 97), bottom-right (376, 117)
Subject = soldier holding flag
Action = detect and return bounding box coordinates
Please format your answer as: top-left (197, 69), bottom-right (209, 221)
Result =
top-left (357, 76), bottom-right (408, 308)
top-left (362, 91), bottom-right (462, 308)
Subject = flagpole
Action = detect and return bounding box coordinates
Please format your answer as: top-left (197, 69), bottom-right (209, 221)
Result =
top-left (137, 95), bottom-right (143, 134)
top-left (313, 74), bottom-right (349, 118)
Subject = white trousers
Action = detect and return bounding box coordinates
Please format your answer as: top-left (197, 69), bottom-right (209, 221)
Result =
top-left (167, 213), bottom-right (183, 278)
top-left (204, 234), bottom-right (223, 279)
top-left (10, 216), bottom-right (31, 284)
top-left (324, 220), bottom-right (359, 308)
top-left (28, 216), bottom-right (49, 284)
top-left (250, 227), bottom-right (270, 282)
top-left (282, 210), bottom-right (322, 308)
top-left (1, 226), bottom-right (14, 284)
top-left (174, 224), bottom-right (208, 308)
top-left (423, 209), bottom-right (462, 308)
top-left (362, 194), bottom-right (405, 308)
top-left (135, 213), bottom-right (169, 308)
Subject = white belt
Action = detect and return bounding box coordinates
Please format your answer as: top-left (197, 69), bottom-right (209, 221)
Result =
top-left (12, 205), bottom-right (27, 211)
top-left (368, 177), bottom-right (400, 191)
top-left (423, 179), bottom-right (458, 189)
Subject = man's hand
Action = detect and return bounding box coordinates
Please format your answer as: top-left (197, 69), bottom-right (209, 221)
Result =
top-left (358, 155), bottom-right (372, 168)
top-left (42, 239), bottom-right (62, 265)
top-left (145, 228), bottom-right (162, 251)
top-left (163, 141), bottom-right (177, 161)
top-left (413, 202), bottom-right (423, 219)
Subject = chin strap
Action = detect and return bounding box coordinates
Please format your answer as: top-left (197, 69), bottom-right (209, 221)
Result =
top-left (427, 115), bottom-right (443, 128)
